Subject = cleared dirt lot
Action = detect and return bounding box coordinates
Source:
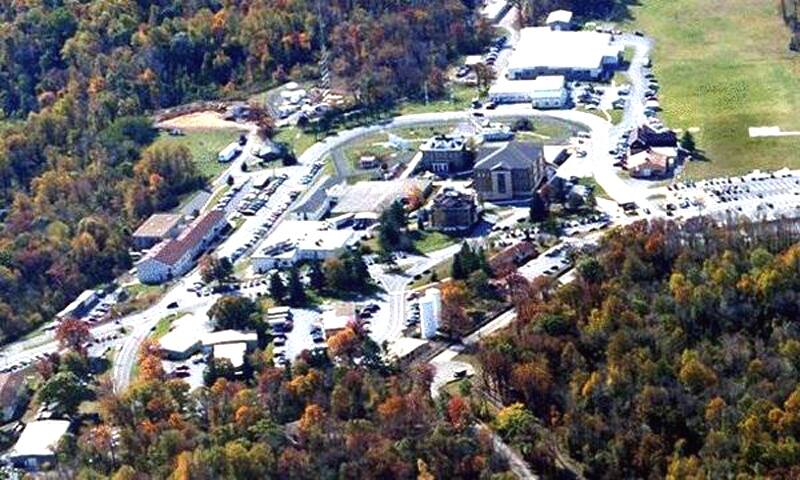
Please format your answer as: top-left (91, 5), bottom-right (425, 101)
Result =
top-left (157, 111), bottom-right (256, 132)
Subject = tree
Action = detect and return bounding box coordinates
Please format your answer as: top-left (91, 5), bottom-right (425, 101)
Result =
top-left (269, 272), bottom-right (286, 304)
top-left (199, 254), bottom-right (232, 284)
top-left (680, 131), bottom-right (696, 154)
top-left (55, 317), bottom-right (93, 356)
top-left (530, 192), bottom-right (548, 222)
top-left (208, 296), bottom-right (259, 331)
top-left (309, 261), bottom-right (326, 291)
top-left (38, 371), bottom-right (88, 415)
top-left (473, 62), bottom-right (496, 93)
top-left (287, 267), bottom-right (306, 306)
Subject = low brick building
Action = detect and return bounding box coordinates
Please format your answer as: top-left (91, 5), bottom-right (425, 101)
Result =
top-left (429, 189), bottom-right (478, 233)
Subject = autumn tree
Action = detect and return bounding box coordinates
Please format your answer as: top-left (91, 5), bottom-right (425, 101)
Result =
top-left (56, 317), bottom-right (93, 356)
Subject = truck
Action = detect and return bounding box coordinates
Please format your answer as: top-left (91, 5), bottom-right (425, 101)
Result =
top-left (218, 142), bottom-right (243, 163)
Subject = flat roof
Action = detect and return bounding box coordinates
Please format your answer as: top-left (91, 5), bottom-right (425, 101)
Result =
top-left (322, 303), bottom-right (355, 332)
top-left (202, 329), bottom-right (258, 347)
top-left (490, 76), bottom-right (566, 96)
top-left (213, 342), bottom-right (248, 369)
top-left (57, 289), bottom-right (97, 317)
top-left (546, 9), bottom-right (573, 24)
top-left (10, 420), bottom-right (71, 458)
top-left (254, 220), bottom-right (354, 259)
top-left (133, 213), bottom-right (182, 238)
top-left (158, 314), bottom-right (210, 353)
top-left (329, 179), bottom-right (430, 215)
top-left (508, 27), bottom-right (621, 72)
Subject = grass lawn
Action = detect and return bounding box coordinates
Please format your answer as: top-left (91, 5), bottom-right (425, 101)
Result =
top-left (409, 257), bottom-right (454, 289)
top-left (609, 109), bottom-right (624, 125)
top-left (273, 127), bottom-right (318, 157)
top-left (396, 83), bottom-right (478, 116)
top-left (153, 129), bottom-right (245, 180)
top-left (579, 177), bottom-right (610, 200)
top-left (411, 230), bottom-right (458, 254)
top-left (624, 0), bottom-right (800, 178)
top-left (204, 185), bottom-right (230, 213)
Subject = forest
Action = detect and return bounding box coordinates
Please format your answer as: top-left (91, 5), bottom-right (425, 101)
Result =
top-left (0, 0), bottom-right (485, 341)
top-left (477, 219), bottom-right (800, 478)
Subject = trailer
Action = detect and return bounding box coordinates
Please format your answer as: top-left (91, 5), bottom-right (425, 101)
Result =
top-left (218, 142), bottom-right (243, 163)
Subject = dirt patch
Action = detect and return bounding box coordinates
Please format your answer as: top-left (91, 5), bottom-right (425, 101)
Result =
top-left (156, 111), bottom-right (255, 132)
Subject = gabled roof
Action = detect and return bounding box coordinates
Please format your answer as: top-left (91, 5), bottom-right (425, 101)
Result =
top-left (151, 210), bottom-right (225, 266)
top-left (475, 141), bottom-right (543, 171)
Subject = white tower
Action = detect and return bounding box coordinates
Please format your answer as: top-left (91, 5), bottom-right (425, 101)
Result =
top-left (419, 288), bottom-right (442, 339)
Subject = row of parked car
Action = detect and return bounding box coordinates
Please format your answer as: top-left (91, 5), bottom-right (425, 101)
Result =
top-left (300, 159), bottom-right (326, 185)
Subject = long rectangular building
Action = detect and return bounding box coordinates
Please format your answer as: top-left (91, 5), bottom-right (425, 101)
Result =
top-left (506, 27), bottom-right (622, 81)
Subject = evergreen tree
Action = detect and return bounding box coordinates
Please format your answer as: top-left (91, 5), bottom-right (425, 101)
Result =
top-left (680, 131), bottom-right (696, 153)
top-left (269, 272), bottom-right (286, 304)
top-left (309, 261), bottom-right (326, 291)
top-left (530, 192), bottom-right (548, 222)
top-left (288, 267), bottom-right (306, 306)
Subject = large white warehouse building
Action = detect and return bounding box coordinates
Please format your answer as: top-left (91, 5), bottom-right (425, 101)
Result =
top-left (506, 27), bottom-right (622, 81)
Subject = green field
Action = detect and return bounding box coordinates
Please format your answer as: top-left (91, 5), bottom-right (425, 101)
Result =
top-left (153, 128), bottom-right (244, 179)
top-left (273, 126), bottom-right (318, 157)
top-left (411, 230), bottom-right (458, 254)
top-left (397, 83), bottom-right (477, 115)
top-left (626, 0), bottom-right (800, 178)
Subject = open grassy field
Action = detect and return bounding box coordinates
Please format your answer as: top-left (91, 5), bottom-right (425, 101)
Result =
top-left (396, 83), bottom-right (477, 116)
top-left (273, 126), bottom-right (318, 157)
top-left (625, 0), bottom-right (800, 178)
top-left (153, 128), bottom-right (244, 179)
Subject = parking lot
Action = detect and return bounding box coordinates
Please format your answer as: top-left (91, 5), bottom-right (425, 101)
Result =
top-left (659, 169), bottom-right (800, 220)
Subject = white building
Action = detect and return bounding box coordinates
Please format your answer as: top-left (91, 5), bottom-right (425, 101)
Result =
top-left (506, 27), bottom-right (622, 81)
top-left (489, 75), bottom-right (568, 108)
top-left (158, 313), bottom-right (210, 360)
top-left (137, 210), bottom-right (228, 284)
top-left (546, 9), bottom-right (573, 30)
top-left (419, 288), bottom-right (441, 339)
top-left (202, 330), bottom-right (259, 350)
top-left (8, 419), bottom-right (71, 470)
top-left (251, 220), bottom-right (355, 272)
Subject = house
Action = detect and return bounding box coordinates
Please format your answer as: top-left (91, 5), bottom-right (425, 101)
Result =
top-left (628, 149), bottom-right (673, 178)
top-left (429, 189), bottom-right (479, 233)
top-left (8, 419), bottom-right (71, 470)
top-left (419, 134), bottom-right (472, 175)
top-left (0, 372), bottom-right (27, 423)
top-left (506, 27), bottom-right (622, 81)
top-left (137, 210), bottom-right (228, 284)
top-left (473, 142), bottom-right (545, 202)
top-left (629, 124), bottom-right (678, 154)
top-left (490, 75), bottom-right (569, 108)
top-left (132, 213), bottom-right (183, 250)
top-left (546, 10), bottom-right (574, 30)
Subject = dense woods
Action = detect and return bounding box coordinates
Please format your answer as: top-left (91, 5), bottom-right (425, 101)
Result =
top-left (55, 331), bottom-right (506, 479)
top-left (478, 219), bottom-right (800, 477)
top-left (0, 0), bottom-right (484, 340)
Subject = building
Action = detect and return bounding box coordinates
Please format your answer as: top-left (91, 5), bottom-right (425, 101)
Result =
top-left (419, 134), bottom-right (472, 175)
top-left (546, 9), bottom-right (573, 30)
top-left (55, 289), bottom-right (99, 320)
top-left (474, 142), bottom-right (545, 202)
top-left (489, 75), bottom-right (568, 108)
top-left (322, 303), bottom-right (356, 337)
top-left (627, 149), bottom-right (673, 178)
top-left (132, 213), bottom-right (183, 250)
top-left (629, 124), bottom-right (678, 154)
top-left (8, 419), bottom-right (71, 470)
top-left (212, 343), bottom-right (249, 370)
top-left (328, 178), bottom-right (432, 216)
top-left (506, 27), bottom-right (622, 81)
top-left (157, 314), bottom-right (210, 360)
top-left (479, 121), bottom-right (514, 142)
top-left (0, 372), bottom-right (27, 423)
top-left (251, 220), bottom-right (355, 271)
top-left (137, 210), bottom-right (228, 284)
top-left (489, 241), bottom-right (538, 277)
top-left (429, 189), bottom-right (479, 233)
top-left (358, 155), bottom-right (379, 169)
top-left (419, 288), bottom-right (441, 339)
top-left (201, 330), bottom-right (259, 350)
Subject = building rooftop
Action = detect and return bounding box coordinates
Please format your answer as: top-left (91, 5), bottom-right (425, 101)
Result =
top-left (420, 134), bottom-right (466, 152)
top-left (10, 420), bottom-right (71, 459)
top-left (432, 189), bottom-right (476, 210)
top-left (490, 75), bottom-right (566, 98)
top-left (546, 9), bottom-right (573, 25)
top-left (213, 342), bottom-right (248, 369)
top-left (202, 329), bottom-right (258, 347)
top-left (158, 314), bottom-right (209, 354)
top-left (508, 27), bottom-right (621, 72)
top-left (149, 210), bottom-right (225, 266)
top-left (329, 179), bottom-right (431, 215)
top-left (133, 213), bottom-right (182, 239)
top-left (322, 303), bottom-right (356, 333)
top-left (254, 220), bottom-right (355, 260)
top-left (475, 141), bottom-right (543, 171)
top-left (628, 149), bottom-right (671, 170)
